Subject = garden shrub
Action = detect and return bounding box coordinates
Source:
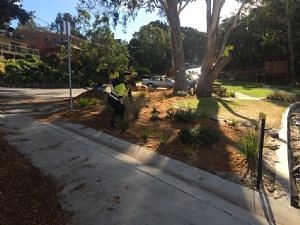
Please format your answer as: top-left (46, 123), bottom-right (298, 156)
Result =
top-left (179, 125), bottom-right (220, 148)
top-left (115, 117), bottom-right (129, 133)
top-left (267, 90), bottom-right (299, 103)
top-left (77, 97), bottom-right (98, 107)
top-left (167, 107), bottom-right (197, 122)
top-left (136, 67), bottom-right (151, 76)
top-left (158, 130), bottom-right (172, 144)
top-left (141, 126), bottom-right (155, 140)
top-left (238, 130), bottom-right (258, 164)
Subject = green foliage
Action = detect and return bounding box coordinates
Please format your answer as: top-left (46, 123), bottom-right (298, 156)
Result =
top-left (141, 126), bottom-right (155, 140)
top-left (231, 119), bottom-right (239, 127)
top-left (0, 0), bottom-right (31, 29)
top-left (115, 117), bottom-right (129, 133)
top-left (179, 125), bottom-right (220, 148)
top-left (136, 67), bottom-right (151, 76)
top-left (226, 91), bottom-right (235, 98)
top-left (167, 107), bottom-right (197, 122)
top-left (267, 90), bottom-right (299, 103)
top-left (129, 22), bottom-right (171, 74)
top-left (158, 130), bottom-right (171, 144)
top-left (77, 97), bottom-right (98, 107)
top-left (238, 130), bottom-right (258, 163)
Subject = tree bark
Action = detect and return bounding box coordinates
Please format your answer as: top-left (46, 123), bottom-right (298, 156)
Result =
top-left (165, 0), bottom-right (188, 92)
top-left (196, 0), bottom-right (245, 98)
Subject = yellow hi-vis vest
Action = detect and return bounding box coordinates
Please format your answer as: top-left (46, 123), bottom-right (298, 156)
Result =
top-left (109, 83), bottom-right (127, 101)
top-left (124, 70), bottom-right (137, 81)
top-left (109, 71), bottom-right (119, 79)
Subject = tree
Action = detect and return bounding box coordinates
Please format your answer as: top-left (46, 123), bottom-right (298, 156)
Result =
top-left (196, 0), bottom-right (249, 97)
top-left (129, 21), bottom-right (171, 74)
top-left (0, 0), bottom-right (31, 29)
top-left (79, 0), bottom-right (195, 92)
top-left (181, 27), bottom-right (207, 65)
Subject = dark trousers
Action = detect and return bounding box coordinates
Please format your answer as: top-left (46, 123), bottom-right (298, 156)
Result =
top-left (111, 78), bottom-right (119, 87)
top-left (108, 96), bottom-right (125, 125)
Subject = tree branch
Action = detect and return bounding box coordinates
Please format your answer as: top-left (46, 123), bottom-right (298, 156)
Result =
top-left (178, 0), bottom-right (191, 15)
top-left (217, 0), bottom-right (246, 61)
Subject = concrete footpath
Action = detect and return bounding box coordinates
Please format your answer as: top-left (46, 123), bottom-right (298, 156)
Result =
top-left (0, 113), bottom-right (269, 225)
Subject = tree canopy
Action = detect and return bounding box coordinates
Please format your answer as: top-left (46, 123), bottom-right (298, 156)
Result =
top-left (0, 0), bottom-right (31, 29)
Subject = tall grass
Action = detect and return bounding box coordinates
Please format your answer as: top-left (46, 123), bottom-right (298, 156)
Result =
top-left (77, 97), bottom-right (98, 107)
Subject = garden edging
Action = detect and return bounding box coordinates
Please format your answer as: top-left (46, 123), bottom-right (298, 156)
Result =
top-left (53, 120), bottom-right (300, 225)
top-left (284, 101), bottom-right (300, 208)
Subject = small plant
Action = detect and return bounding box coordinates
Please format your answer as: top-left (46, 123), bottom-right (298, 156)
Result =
top-left (267, 90), bottom-right (299, 103)
top-left (231, 119), bottom-right (238, 127)
top-left (142, 126), bottom-right (155, 140)
top-left (115, 117), bottom-right (129, 133)
top-left (227, 91), bottom-right (235, 98)
top-left (238, 130), bottom-right (258, 165)
top-left (158, 130), bottom-right (172, 144)
top-left (150, 107), bottom-right (160, 121)
top-left (167, 107), bottom-right (197, 122)
top-left (183, 145), bottom-right (196, 156)
top-left (179, 125), bottom-right (220, 148)
top-left (77, 97), bottom-right (98, 107)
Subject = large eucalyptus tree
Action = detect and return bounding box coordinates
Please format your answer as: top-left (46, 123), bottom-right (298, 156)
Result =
top-left (196, 0), bottom-right (250, 97)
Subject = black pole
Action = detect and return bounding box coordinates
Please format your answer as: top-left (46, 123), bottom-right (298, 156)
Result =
top-left (256, 113), bottom-right (266, 190)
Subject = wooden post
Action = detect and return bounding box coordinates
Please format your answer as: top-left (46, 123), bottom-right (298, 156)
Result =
top-left (256, 113), bottom-right (266, 190)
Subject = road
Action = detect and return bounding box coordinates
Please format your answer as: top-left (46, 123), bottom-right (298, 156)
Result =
top-left (0, 87), bottom-right (270, 225)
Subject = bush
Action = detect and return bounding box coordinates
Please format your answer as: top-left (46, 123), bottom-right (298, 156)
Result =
top-left (115, 117), bottom-right (129, 133)
top-left (141, 126), bottom-right (155, 140)
top-left (238, 130), bottom-right (258, 164)
top-left (227, 91), bottom-right (235, 98)
top-left (267, 90), bottom-right (299, 103)
top-left (167, 107), bottom-right (197, 122)
top-left (77, 97), bottom-right (98, 107)
top-left (158, 130), bottom-right (172, 144)
top-left (179, 125), bottom-right (220, 148)
top-left (136, 67), bottom-right (151, 76)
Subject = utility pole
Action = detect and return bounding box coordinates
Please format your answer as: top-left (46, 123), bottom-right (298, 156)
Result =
top-left (63, 20), bottom-right (73, 110)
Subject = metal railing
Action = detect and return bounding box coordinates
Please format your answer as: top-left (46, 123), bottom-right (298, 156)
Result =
top-left (0, 42), bottom-right (39, 56)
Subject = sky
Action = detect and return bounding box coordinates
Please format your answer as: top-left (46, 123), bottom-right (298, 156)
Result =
top-left (19, 0), bottom-right (241, 41)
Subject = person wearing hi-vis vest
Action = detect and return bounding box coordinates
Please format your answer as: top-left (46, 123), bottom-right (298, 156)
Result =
top-left (107, 79), bottom-right (134, 127)
top-left (109, 68), bottom-right (119, 87)
top-left (124, 66), bottom-right (137, 102)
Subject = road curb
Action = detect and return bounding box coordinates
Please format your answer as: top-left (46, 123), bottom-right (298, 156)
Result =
top-left (284, 102), bottom-right (300, 208)
top-left (54, 120), bottom-right (300, 225)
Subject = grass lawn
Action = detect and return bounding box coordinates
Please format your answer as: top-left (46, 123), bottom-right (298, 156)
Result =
top-left (174, 98), bottom-right (289, 129)
top-left (217, 80), bottom-right (300, 98)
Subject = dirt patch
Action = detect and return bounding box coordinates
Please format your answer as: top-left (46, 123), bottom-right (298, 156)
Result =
top-left (0, 131), bottom-right (69, 225)
top-left (41, 90), bottom-right (282, 190)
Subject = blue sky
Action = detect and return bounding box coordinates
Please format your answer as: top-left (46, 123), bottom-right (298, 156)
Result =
top-left (19, 0), bottom-right (240, 41)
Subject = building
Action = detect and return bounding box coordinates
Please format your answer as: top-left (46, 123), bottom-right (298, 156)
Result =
top-left (0, 30), bottom-right (39, 59)
top-left (16, 30), bottom-right (81, 56)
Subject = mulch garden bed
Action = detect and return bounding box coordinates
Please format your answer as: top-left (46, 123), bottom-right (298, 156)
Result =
top-left (0, 131), bottom-right (69, 225)
top-left (41, 89), bottom-right (284, 192)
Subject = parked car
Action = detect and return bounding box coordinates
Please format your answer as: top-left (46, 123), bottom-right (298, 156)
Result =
top-left (142, 75), bottom-right (175, 89)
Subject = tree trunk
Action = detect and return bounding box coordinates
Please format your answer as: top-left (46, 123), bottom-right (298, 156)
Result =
top-left (196, 0), bottom-right (224, 97)
top-left (287, 11), bottom-right (296, 84)
top-left (165, 0), bottom-right (187, 92)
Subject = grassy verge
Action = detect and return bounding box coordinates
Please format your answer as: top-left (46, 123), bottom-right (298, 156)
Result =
top-left (174, 98), bottom-right (289, 129)
top-left (217, 80), bottom-right (300, 98)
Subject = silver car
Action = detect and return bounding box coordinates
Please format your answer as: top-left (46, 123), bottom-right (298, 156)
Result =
top-left (142, 75), bottom-right (175, 89)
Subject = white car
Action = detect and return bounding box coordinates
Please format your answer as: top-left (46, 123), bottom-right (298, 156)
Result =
top-left (186, 67), bottom-right (201, 81)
